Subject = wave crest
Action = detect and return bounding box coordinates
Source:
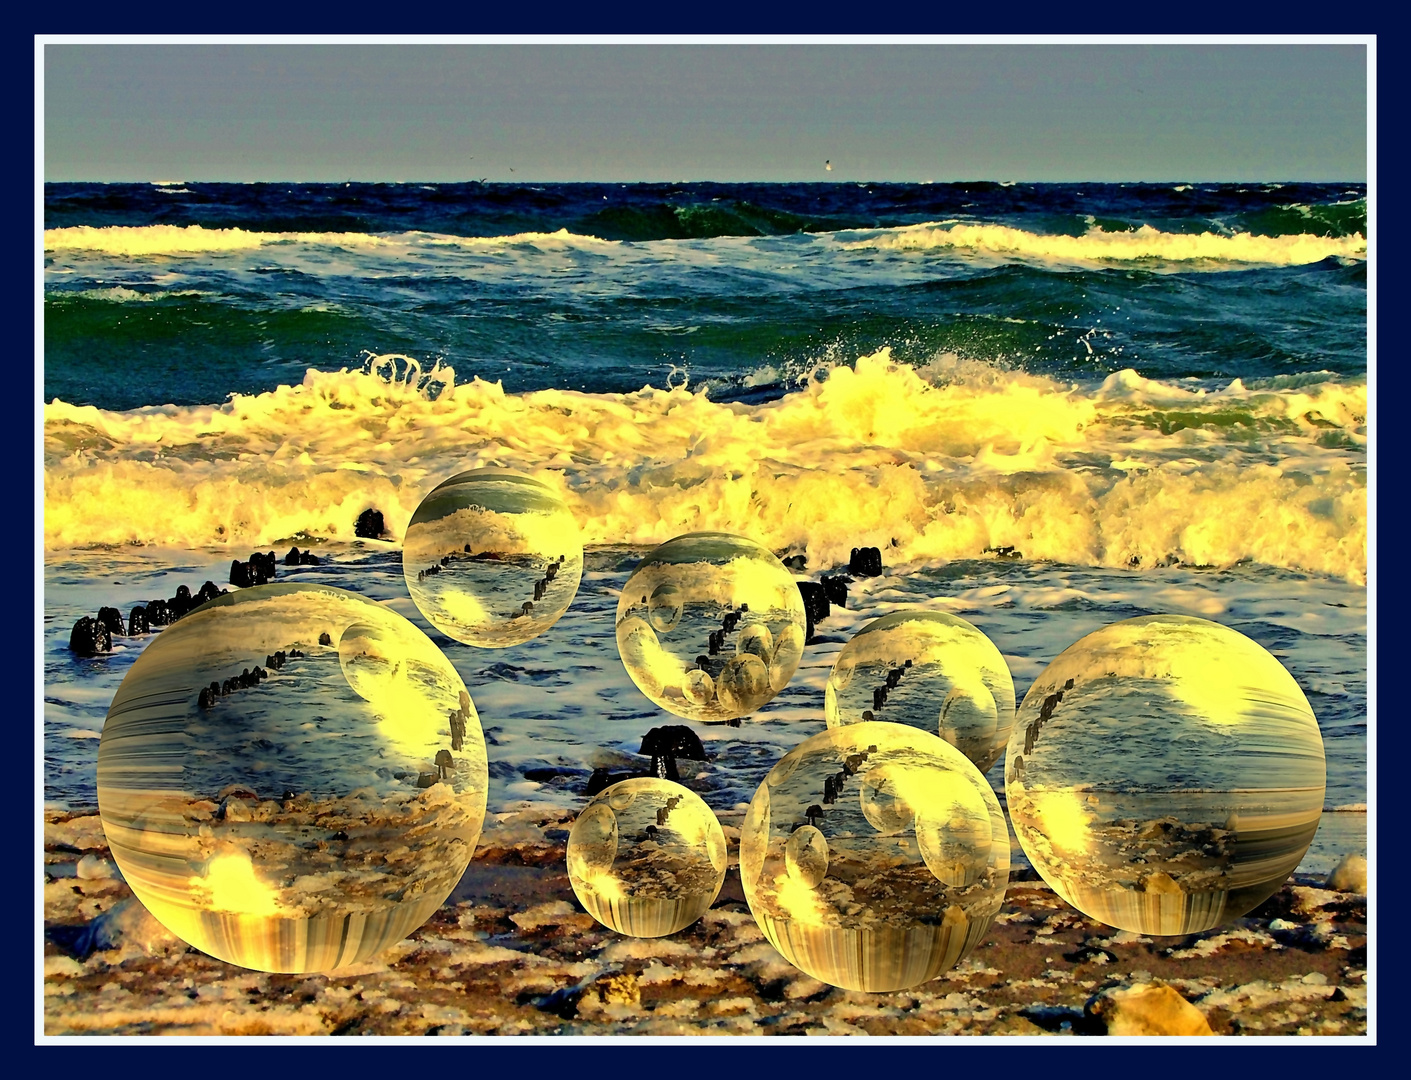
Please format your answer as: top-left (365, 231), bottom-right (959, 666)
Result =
top-left (43, 224), bottom-right (615, 256)
top-left (844, 222), bottom-right (1367, 269)
top-left (42, 350), bottom-right (1366, 582)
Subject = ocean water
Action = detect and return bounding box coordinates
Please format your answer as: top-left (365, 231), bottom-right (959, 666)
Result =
top-left (42, 180), bottom-right (1368, 877)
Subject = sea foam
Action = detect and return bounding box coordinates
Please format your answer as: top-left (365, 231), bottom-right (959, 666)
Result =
top-left (42, 351), bottom-right (1367, 583)
top-left (842, 222), bottom-right (1367, 269)
top-left (45, 220), bottom-right (1366, 272)
top-left (43, 224), bottom-right (616, 256)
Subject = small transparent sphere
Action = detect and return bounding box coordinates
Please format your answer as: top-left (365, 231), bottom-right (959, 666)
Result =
top-left (825, 610), bottom-right (1016, 773)
top-left (567, 778), bottom-right (727, 937)
top-left (1004, 614), bottom-right (1326, 936)
top-left (740, 721), bottom-right (1009, 992)
top-left (96, 583), bottom-right (489, 973)
top-left (615, 532), bottom-right (808, 722)
top-left (403, 467), bottom-right (583, 648)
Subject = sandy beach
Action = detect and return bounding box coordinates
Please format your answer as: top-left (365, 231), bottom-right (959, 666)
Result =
top-left (42, 802), bottom-right (1367, 1037)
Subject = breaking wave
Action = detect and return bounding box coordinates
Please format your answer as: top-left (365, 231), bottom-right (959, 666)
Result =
top-left (43, 351), bottom-right (1367, 583)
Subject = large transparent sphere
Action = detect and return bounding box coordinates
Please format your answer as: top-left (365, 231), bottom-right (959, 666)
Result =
top-left (567, 778), bottom-right (727, 937)
top-left (403, 467), bottom-right (583, 648)
top-left (825, 609), bottom-right (1016, 772)
top-left (96, 583), bottom-right (489, 973)
top-left (1004, 614), bottom-right (1326, 936)
top-left (615, 532), bottom-right (808, 722)
top-left (740, 721), bottom-right (1009, 992)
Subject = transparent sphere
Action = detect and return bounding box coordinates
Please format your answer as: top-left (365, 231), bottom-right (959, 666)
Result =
top-left (567, 778), bottom-right (727, 937)
top-left (740, 721), bottom-right (1009, 992)
top-left (825, 610), bottom-right (1016, 773)
top-left (615, 532), bottom-right (808, 722)
top-left (403, 467), bottom-right (583, 648)
top-left (96, 583), bottom-right (489, 973)
top-left (1004, 614), bottom-right (1326, 936)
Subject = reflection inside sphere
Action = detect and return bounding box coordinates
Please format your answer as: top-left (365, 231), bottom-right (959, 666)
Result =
top-left (825, 609), bottom-right (1015, 773)
top-left (97, 583), bottom-right (489, 973)
top-left (1004, 614), bottom-right (1326, 936)
top-left (615, 532), bottom-right (808, 722)
top-left (403, 467), bottom-right (583, 648)
top-left (567, 778), bottom-right (727, 937)
top-left (740, 721), bottom-right (1009, 992)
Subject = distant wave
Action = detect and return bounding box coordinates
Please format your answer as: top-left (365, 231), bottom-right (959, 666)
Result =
top-left (43, 224), bottom-right (616, 256)
top-left (43, 350), bottom-right (1367, 583)
top-left (44, 219), bottom-right (1369, 271)
top-left (53, 286), bottom-right (213, 304)
top-left (843, 222), bottom-right (1367, 269)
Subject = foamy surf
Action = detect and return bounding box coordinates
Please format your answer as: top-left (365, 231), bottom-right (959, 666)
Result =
top-left (45, 220), bottom-right (1367, 274)
top-left (42, 350), bottom-right (1366, 583)
top-left (842, 221), bottom-right (1367, 269)
top-left (43, 224), bottom-right (616, 256)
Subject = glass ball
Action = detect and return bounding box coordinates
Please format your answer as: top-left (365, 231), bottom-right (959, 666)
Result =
top-left (96, 582), bottom-right (489, 973)
top-left (567, 778), bottom-right (727, 937)
top-left (825, 609), bottom-right (1016, 772)
top-left (403, 467), bottom-right (583, 648)
top-left (616, 532), bottom-right (808, 722)
top-left (740, 721), bottom-right (1009, 992)
top-left (1004, 614), bottom-right (1326, 936)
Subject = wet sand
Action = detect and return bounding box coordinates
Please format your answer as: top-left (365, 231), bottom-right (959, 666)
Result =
top-left (42, 804), bottom-right (1367, 1037)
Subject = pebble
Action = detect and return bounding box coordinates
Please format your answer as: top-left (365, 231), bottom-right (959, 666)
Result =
top-left (593, 973), bottom-right (641, 1007)
top-left (75, 854), bottom-right (115, 880)
top-left (1325, 854), bottom-right (1367, 893)
top-left (1086, 982), bottom-right (1215, 1036)
top-left (220, 797), bottom-right (253, 823)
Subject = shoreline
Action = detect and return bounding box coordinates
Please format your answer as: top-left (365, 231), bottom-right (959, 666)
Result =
top-left (42, 805), bottom-right (1367, 1037)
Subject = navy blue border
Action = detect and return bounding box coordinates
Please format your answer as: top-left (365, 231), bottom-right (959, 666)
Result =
top-left (18, 6), bottom-right (1391, 1066)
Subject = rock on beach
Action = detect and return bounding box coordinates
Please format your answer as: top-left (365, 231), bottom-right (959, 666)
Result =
top-left (1086, 982), bottom-right (1215, 1036)
top-left (1325, 854), bottom-right (1367, 894)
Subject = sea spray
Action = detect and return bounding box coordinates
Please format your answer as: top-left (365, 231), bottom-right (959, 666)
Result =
top-left (43, 350), bottom-right (1366, 583)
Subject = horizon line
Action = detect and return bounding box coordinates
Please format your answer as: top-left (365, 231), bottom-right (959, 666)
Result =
top-left (43, 177), bottom-right (1370, 186)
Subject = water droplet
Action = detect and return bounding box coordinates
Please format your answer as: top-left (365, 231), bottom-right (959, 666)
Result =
top-left (616, 532), bottom-right (807, 721)
top-left (97, 583), bottom-right (487, 973)
top-left (404, 468), bottom-right (582, 648)
top-left (1005, 614), bottom-right (1325, 935)
top-left (567, 779), bottom-right (726, 937)
top-left (741, 721), bottom-right (1008, 992)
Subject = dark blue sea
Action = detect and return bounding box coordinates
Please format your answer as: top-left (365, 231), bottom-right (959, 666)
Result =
top-left (44, 180), bottom-right (1366, 409)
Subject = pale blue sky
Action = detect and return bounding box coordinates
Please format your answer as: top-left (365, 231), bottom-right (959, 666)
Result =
top-left (43, 42), bottom-right (1368, 182)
